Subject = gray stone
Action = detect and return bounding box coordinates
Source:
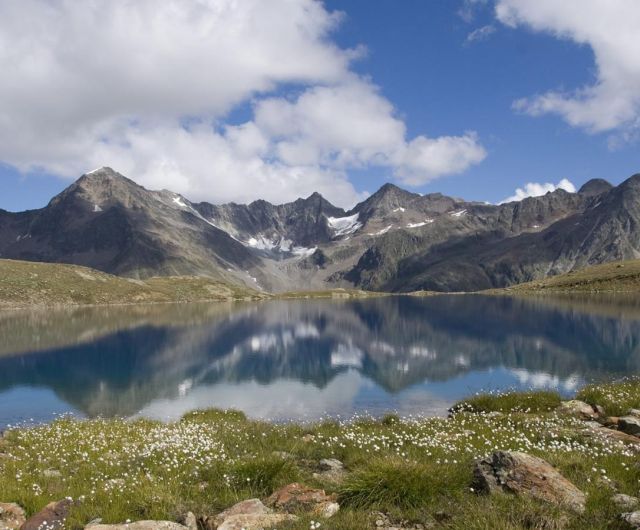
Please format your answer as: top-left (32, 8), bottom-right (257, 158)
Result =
top-left (619, 416), bottom-right (640, 437)
top-left (613, 494), bottom-right (640, 510)
top-left (472, 451), bottom-right (586, 513)
top-left (621, 511), bottom-right (640, 528)
top-left (557, 400), bottom-right (598, 420)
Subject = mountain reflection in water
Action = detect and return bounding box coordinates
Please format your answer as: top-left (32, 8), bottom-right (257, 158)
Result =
top-left (1, 294), bottom-right (640, 427)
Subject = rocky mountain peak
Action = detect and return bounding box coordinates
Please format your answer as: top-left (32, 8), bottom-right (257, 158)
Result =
top-left (578, 178), bottom-right (613, 196)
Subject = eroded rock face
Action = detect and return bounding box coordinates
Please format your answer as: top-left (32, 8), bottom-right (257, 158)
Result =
top-left (266, 483), bottom-right (338, 518)
top-left (21, 499), bottom-right (75, 530)
top-left (86, 522), bottom-right (188, 530)
top-left (619, 417), bottom-right (640, 437)
top-left (472, 451), bottom-right (586, 513)
top-left (0, 502), bottom-right (26, 530)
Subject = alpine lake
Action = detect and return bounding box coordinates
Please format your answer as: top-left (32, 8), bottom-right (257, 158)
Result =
top-left (1, 293), bottom-right (639, 429)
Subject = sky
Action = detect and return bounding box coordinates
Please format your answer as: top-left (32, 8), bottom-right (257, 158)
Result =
top-left (0, 0), bottom-right (639, 212)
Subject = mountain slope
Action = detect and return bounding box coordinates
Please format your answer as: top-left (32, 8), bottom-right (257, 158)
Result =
top-left (1, 168), bottom-right (639, 293)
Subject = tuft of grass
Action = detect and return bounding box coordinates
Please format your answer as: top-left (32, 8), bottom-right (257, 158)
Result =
top-left (451, 390), bottom-right (562, 414)
top-left (338, 457), bottom-right (468, 511)
top-left (576, 377), bottom-right (640, 417)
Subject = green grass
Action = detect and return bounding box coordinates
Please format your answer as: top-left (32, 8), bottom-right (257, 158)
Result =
top-left (497, 258), bottom-right (640, 293)
top-left (451, 390), bottom-right (562, 414)
top-left (1, 382), bottom-right (640, 529)
top-left (577, 377), bottom-right (640, 416)
top-left (0, 259), bottom-right (267, 308)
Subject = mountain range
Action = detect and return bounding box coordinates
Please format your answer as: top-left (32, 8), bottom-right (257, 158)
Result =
top-left (1, 167), bottom-right (639, 292)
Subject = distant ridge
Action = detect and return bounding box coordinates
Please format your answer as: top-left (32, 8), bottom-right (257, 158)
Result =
top-left (1, 167), bottom-right (639, 293)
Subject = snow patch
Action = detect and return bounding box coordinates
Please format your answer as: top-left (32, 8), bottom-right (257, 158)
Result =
top-left (172, 196), bottom-right (187, 208)
top-left (327, 213), bottom-right (362, 237)
top-left (292, 246), bottom-right (317, 257)
top-left (392, 207), bottom-right (406, 213)
top-left (450, 209), bottom-right (467, 218)
top-left (85, 167), bottom-right (106, 175)
top-left (93, 204), bottom-right (103, 212)
top-left (407, 219), bottom-right (433, 228)
top-left (376, 225), bottom-right (393, 235)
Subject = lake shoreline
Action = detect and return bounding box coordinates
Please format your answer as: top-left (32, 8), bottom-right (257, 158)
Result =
top-left (2, 381), bottom-right (640, 529)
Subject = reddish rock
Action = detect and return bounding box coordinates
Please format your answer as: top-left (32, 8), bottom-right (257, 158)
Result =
top-left (472, 451), bottom-right (586, 513)
top-left (266, 483), bottom-right (337, 514)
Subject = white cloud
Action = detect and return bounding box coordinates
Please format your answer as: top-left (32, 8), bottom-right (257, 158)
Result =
top-left (0, 0), bottom-right (486, 206)
top-left (496, 0), bottom-right (640, 133)
top-left (501, 178), bottom-right (576, 203)
top-left (466, 24), bottom-right (496, 43)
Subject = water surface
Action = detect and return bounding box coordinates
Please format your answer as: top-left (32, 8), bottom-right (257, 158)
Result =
top-left (1, 294), bottom-right (640, 427)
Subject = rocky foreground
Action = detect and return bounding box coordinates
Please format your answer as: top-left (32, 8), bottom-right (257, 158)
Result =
top-left (2, 380), bottom-right (640, 529)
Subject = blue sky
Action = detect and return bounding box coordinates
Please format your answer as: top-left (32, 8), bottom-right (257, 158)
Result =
top-left (1, 0), bottom-right (638, 211)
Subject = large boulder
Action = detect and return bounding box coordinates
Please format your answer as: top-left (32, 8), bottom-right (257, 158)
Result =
top-left (266, 483), bottom-right (339, 518)
top-left (472, 451), bottom-right (586, 513)
top-left (557, 400), bottom-right (599, 420)
top-left (0, 502), bottom-right (26, 530)
top-left (619, 417), bottom-right (640, 437)
top-left (21, 499), bottom-right (76, 530)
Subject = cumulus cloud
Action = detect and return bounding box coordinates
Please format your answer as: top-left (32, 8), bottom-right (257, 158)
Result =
top-left (0, 0), bottom-right (486, 206)
top-left (496, 0), bottom-right (640, 133)
top-left (500, 178), bottom-right (576, 203)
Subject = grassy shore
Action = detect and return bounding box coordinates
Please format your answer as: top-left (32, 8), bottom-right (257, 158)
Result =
top-left (2, 380), bottom-right (640, 529)
top-left (495, 259), bottom-right (640, 294)
top-left (0, 259), bottom-right (268, 308)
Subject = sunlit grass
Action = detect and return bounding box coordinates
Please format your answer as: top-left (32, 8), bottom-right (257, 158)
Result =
top-left (577, 376), bottom-right (640, 416)
top-left (1, 382), bottom-right (640, 529)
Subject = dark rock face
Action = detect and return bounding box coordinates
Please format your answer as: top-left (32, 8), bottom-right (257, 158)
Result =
top-left (1, 169), bottom-right (639, 292)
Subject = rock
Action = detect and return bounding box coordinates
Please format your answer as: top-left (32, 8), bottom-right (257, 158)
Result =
top-left (85, 521), bottom-right (187, 530)
top-left (613, 494), bottom-right (640, 510)
top-left (604, 416), bottom-right (620, 427)
top-left (314, 501), bottom-right (340, 518)
top-left (178, 512), bottom-right (197, 530)
top-left (472, 451), bottom-right (586, 513)
top-left (216, 513), bottom-right (297, 530)
top-left (628, 409), bottom-right (640, 419)
top-left (267, 483), bottom-right (338, 516)
top-left (42, 469), bottom-right (62, 479)
top-left (557, 400), bottom-right (599, 420)
top-left (622, 511), bottom-right (640, 528)
top-left (313, 458), bottom-right (347, 484)
top-left (580, 422), bottom-right (640, 448)
top-left (0, 502), bottom-right (26, 530)
top-left (21, 499), bottom-right (76, 530)
top-left (203, 499), bottom-right (270, 529)
top-left (619, 416), bottom-right (640, 437)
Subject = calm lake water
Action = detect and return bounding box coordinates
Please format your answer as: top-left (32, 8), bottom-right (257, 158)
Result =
top-left (1, 294), bottom-right (639, 428)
